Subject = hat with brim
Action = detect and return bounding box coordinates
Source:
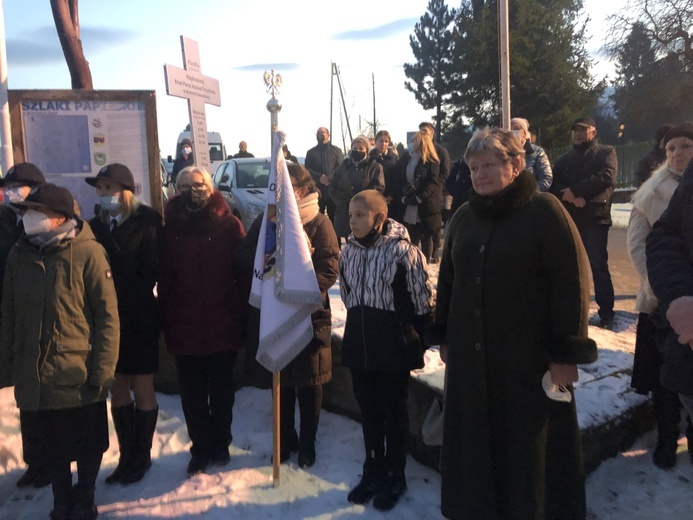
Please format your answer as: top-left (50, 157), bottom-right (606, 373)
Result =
top-left (571, 117), bottom-right (596, 130)
top-left (0, 162), bottom-right (46, 188)
top-left (85, 163), bottom-right (135, 191)
top-left (14, 183), bottom-right (75, 218)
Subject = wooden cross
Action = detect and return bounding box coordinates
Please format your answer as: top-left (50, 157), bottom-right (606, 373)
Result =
top-left (164, 36), bottom-right (221, 171)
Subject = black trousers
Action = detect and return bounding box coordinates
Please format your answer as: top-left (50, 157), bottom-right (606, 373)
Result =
top-left (351, 368), bottom-right (410, 476)
top-left (49, 453), bottom-right (102, 507)
top-left (577, 223), bottom-right (614, 320)
top-left (280, 385), bottom-right (323, 441)
top-left (404, 222), bottom-right (436, 262)
top-left (175, 351), bottom-right (237, 458)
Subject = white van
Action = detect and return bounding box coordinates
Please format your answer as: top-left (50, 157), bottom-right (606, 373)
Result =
top-left (166, 131), bottom-right (227, 176)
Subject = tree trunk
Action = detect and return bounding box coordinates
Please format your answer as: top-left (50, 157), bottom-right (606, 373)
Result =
top-left (50, 0), bottom-right (93, 89)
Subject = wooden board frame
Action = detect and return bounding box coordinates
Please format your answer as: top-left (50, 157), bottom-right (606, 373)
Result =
top-left (8, 89), bottom-right (163, 216)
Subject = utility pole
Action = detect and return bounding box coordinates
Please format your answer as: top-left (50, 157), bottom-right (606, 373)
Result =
top-left (330, 63), bottom-right (353, 147)
top-left (372, 73), bottom-right (376, 137)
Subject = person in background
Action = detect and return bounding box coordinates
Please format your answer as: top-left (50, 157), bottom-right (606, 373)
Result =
top-left (233, 141), bottom-right (254, 158)
top-left (85, 163), bottom-right (162, 484)
top-left (634, 124), bottom-right (674, 186)
top-left (330, 135), bottom-right (384, 243)
top-left (445, 158), bottom-right (473, 218)
top-left (0, 163), bottom-right (50, 490)
top-left (283, 144), bottom-right (298, 163)
top-left (340, 190), bottom-right (434, 511)
top-left (510, 117), bottom-right (553, 192)
top-left (428, 127), bottom-right (597, 519)
top-left (550, 116), bottom-right (618, 330)
top-left (239, 162), bottom-right (339, 468)
top-left (419, 121), bottom-right (450, 263)
top-left (305, 127), bottom-right (344, 221)
top-left (0, 183), bottom-right (119, 520)
top-left (628, 123), bottom-right (693, 469)
top-left (396, 130), bottom-right (442, 263)
top-left (159, 166), bottom-right (246, 477)
top-left (369, 130), bottom-right (400, 221)
top-left (172, 138), bottom-right (194, 185)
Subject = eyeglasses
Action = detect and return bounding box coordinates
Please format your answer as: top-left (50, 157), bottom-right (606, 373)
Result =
top-left (178, 182), bottom-right (207, 191)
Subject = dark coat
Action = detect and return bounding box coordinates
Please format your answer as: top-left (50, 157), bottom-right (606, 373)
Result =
top-left (238, 206), bottom-right (340, 388)
top-left (550, 140), bottom-right (617, 226)
top-left (434, 142), bottom-right (451, 183)
top-left (446, 159), bottom-right (472, 216)
top-left (329, 158), bottom-right (384, 238)
top-left (370, 148), bottom-right (400, 219)
top-left (305, 142), bottom-right (344, 203)
top-left (635, 145), bottom-right (666, 186)
top-left (159, 191), bottom-right (246, 357)
top-left (427, 171), bottom-right (597, 520)
top-left (0, 206), bottom-right (21, 323)
top-left (89, 204), bottom-right (162, 374)
top-left (171, 153), bottom-right (194, 184)
top-left (646, 162), bottom-right (693, 395)
top-left (395, 153), bottom-right (443, 232)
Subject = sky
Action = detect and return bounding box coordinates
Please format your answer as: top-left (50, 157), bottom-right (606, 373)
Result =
top-left (2, 0), bottom-right (628, 163)
top-left (2, 205), bottom-right (693, 519)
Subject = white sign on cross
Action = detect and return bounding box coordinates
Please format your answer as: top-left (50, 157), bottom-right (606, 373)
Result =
top-left (163, 36), bottom-right (221, 171)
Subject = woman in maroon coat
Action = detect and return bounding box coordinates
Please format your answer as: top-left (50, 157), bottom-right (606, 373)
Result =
top-left (159, 166), bottom-right (246, 477)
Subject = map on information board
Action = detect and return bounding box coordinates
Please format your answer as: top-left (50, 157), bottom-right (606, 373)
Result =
top-left (24, 113), bottom-right (92, 174)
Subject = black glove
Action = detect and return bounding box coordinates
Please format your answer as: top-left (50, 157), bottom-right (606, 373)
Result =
top-left (403, 194), bottom-right (418, 206)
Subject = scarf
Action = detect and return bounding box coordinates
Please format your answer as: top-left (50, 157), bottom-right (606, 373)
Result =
top-left (296, 192), bottom-right (320, 226)
top-left (28, 218), bottom-right (79, 252)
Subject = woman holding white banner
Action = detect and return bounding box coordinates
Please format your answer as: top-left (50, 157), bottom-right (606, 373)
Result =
top-left (239, 162), bottom-right (339, 467)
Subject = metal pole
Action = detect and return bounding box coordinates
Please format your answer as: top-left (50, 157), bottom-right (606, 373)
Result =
top-left (498, 0), bottom-right (511, 129)
top-left (330, 63), bottom-right (335, 140)
top-left (0, 0), bottom-right (13, 174)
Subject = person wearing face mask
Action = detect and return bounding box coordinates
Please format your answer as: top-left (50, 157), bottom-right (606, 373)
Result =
top-left (84, 163), bottom-right (162, 485)
top-left (339, 189), bottom-right (434, 511)
top-left (395, 130), bottom-right (442, 263)
top-left (238, 162), bottom-right (339, 468)
top-left (628, 123), bottom-right (693, 469)
top-left (329, 135), bottom-right (384, 243)
top-left (0, 183), bottom-right (119, 520)
top-left (172, 138), bottom-right (194, 185)
top-left (159, 166), bottom-right (246, 477)
top-left (0, 163), bottom-right (50, 490)
top-left (510, 117), bottom-right (553, 192)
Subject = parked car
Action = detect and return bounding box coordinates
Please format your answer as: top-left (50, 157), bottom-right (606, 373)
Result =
top-left (212, 157), bottom-right (269, 230)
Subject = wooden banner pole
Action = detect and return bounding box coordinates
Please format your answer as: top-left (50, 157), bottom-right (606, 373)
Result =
top-left (272, 371), bottom-right (281, 487)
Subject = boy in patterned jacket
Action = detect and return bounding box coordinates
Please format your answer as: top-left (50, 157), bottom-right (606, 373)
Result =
top-left (339, 189), bottom-right (435, 511)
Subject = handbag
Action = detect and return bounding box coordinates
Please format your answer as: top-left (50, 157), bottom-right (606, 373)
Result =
top-left (421, 397), bottom-right (444, 446)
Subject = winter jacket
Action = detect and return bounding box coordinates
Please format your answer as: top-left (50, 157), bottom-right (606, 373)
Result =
top-left (370, 148), bottom-right (400, 218)
top-left (550, 140), bottom-right (617, 226)
top-left (329, 158), bottom-right (384, 238)
top-left (446, 159), bottom-right (472, 216)
top-left (171, 153), bottom-right (194, 184)
top-left (434, 142), bottom-right (451, 183)
top-left (428, 171), bottom-right (597, 520)
top-left (646, 162), bottom-right (693, 395)
top-left (0, 206), bottom-right (21, 323)
top-left (0, 220), bottom-right (120, 411)
top-left (239, 208), bottom-right (340, 388)
top-left (339, 219), bottom-right (434, 373)
top-left (627, 165), bottom-right (681, 313)
top-left (89, 204), bottom-right (162, 369)
top-left (524, 139), bottom-right (553, 192)
top-left (305, 142), bottom-right (344, 203)
top-left (159, 191), bottom-right (246, 356)
top-left (395, 153), bottom-right (443, 232)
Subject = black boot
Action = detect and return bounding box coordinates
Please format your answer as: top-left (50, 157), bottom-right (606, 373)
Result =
top-left (347, 459), bottom-right (385, 505)
top-left (49, 463), bottom-right (73, 520)
top-left (105, 403), bottom-right (134, 484)
top-left (297, 385), bottom-right (321, 468)
top-left (280, 388), bottom-right (299, 463)
top-left (120, 407), bottom-right (158, 484)
top-left (372, 471), bottom-right (407, 511)
top-left (652, 386), bottom-right (682, 470)
top-left (16, 464), bottom-right (50, 488)
top-left (73, 454), bottom-right (102, 520)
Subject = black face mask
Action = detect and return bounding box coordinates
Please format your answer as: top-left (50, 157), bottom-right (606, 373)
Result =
top-left (354, 217), bottom-right (383, 247)
top-left (351, 150), bottom-right (367, 163)
top-left (181, 189), bottom-right (209, 211)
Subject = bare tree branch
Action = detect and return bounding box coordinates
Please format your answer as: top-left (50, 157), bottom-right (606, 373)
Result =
top-left (50, 0), bottom-right (93, 89)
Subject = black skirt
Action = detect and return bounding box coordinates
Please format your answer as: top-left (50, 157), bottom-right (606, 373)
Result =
top-left (20, 400), bottom-right (109, 465)
top-left (115, 330), bottom-right (160, 375)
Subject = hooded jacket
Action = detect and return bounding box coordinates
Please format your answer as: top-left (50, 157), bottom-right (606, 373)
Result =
top-left (339, 219), bottom-right (434, 372)
top-left (0, 220), bottom-right (120, 410)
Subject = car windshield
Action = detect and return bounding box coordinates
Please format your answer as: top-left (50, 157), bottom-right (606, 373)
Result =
top-left (236, 162), bottom-right (270, 189)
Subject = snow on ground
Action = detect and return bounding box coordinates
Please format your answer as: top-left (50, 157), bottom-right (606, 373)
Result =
top-left (3, 201), bottom-right (693, 519)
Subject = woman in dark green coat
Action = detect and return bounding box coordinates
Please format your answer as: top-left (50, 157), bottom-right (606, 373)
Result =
top-left (427, 128), bottom-right (598, 520)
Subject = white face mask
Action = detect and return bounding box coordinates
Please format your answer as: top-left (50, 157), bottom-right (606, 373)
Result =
top-left (21, 209), bottom-right (54, 236)
top-left (182, 146), bottom-right (192, 155)
top-left (3, 187), bottom-right (26, 206)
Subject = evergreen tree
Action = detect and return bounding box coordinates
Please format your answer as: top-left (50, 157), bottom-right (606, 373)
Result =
top-left (403, 0), bottom-right (457, 138)
top-left (447, 0), bottom-right (603, 148)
